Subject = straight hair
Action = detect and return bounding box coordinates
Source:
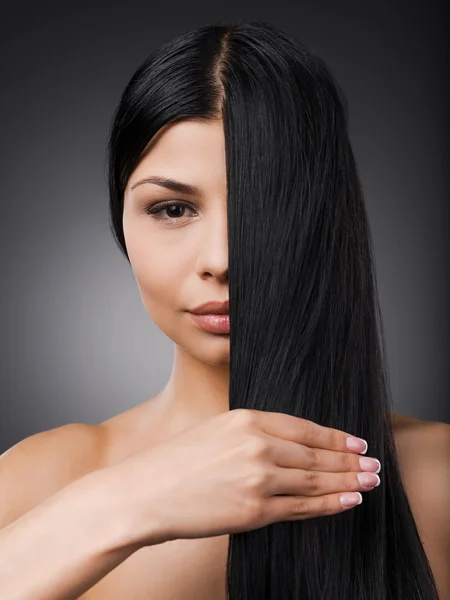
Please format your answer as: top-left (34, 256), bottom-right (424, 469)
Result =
top-left (106, 19), bottom-right (440, 599)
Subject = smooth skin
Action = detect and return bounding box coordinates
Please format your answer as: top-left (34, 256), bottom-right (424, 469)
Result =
top-left (0, 118), bottom-right (449, 599)
top-left (102, 409), bottom-right (379, 547)
top-left (0, 409), bottom-right (379, 600)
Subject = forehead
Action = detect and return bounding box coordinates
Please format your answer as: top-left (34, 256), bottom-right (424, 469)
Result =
top-left (127, 119), bottom-right (226, 195)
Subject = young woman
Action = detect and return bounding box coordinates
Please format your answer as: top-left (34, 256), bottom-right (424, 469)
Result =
top-left (0, 19), bottom-right (448, 600)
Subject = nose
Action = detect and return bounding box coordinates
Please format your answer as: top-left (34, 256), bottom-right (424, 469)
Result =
top-left (196, 210), bottom-right (228, 283)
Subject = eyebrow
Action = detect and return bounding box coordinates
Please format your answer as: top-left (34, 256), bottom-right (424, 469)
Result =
top-left (129, 176), bottom-right (200, 195)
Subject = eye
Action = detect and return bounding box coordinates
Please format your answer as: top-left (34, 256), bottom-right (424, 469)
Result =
top-left (143, 200), bottom-right (198, 223)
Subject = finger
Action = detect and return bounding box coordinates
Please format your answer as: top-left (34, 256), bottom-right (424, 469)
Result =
top-left (264, 434), bottom-right (381, 473)
top-left (250, 410), bottom-right (368, 454)
top-left (265, 490), bottom-right (363, 523)
top-left (268, 466), bottom-right (381, 497)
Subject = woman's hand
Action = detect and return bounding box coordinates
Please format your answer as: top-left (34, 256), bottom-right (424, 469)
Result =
top-left (107, 408), bottom-right (381, 547)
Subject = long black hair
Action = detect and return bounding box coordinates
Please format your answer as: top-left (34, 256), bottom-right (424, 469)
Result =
top-left (106, 19), bottom-right (439, 600)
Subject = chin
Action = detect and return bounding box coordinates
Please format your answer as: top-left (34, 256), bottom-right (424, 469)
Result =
top-left (185, 340), bottom-right (230, 366)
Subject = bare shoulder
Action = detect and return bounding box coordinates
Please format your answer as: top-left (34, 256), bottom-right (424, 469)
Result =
top-left (395, 414), bottom-right (450, 513)
top-left (395, 415), bottom-right (450, 474)
top-left (0, 422), bottom-right (105, 528)
top-left (395, 415), bottom-right (450, 599)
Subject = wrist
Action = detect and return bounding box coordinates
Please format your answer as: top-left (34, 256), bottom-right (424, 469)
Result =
top-left (68, 468), bottom-right (140, 555)
top-left (80, 466), bottom-right (170, 552)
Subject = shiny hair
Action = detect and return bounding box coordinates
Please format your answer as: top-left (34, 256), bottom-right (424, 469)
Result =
top-left (106, 19), bottom-right (439, 600)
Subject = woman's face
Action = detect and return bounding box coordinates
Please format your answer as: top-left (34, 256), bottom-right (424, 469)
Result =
top-left (122, 118), bottom-right (230, 366)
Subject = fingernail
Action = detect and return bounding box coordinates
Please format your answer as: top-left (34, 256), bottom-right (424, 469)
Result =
top-left (346, 436), bottom-right (368, 454)
top-left (357, 472), bottom-right (380, 488)
top-left (340, 492), bottom-right (363, 507)
top-left (359, 457), bottom-right (381, 473)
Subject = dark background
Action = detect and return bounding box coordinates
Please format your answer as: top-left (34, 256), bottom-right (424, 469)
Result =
top-left (1, 1), bottom-right (448, 454)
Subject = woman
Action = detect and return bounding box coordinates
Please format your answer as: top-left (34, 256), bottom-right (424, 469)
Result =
top-left (0, 18), bottom-right (448, 600)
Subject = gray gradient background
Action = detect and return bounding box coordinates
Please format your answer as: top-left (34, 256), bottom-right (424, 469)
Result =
top-left (1, 2), bottom-right (448, 454)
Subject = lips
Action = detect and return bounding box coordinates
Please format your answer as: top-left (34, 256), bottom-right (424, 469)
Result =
top-left (189, 300), bottom-right (229, 315)
top-left (188, 299), bottom-right (230, 334)
top-left (189, 312), bottom-right (230, 334)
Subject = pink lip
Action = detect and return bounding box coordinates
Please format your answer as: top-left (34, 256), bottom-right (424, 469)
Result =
top-left (189, 312), bottom-right (230, 334)
top-left (189, 300), bottom-right (229, 315)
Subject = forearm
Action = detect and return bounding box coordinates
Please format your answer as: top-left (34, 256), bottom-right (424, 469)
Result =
top-left (0, 469), bottom-right (150, 600)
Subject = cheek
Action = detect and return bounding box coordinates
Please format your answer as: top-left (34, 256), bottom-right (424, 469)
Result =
top-left (126, 233), bottom-right (187, 319)
top-left (123, 217), bottom-right (189, 328)
top-left (133, 259), bottom-right (182, 312)
top-left (128, 243), bottom-right (230, 365)
top-left (133, 257), bottom-right (190, 349)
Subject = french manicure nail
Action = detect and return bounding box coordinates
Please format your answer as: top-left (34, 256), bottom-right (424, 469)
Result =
top-left (346, 436), bottom-right (368, 454)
